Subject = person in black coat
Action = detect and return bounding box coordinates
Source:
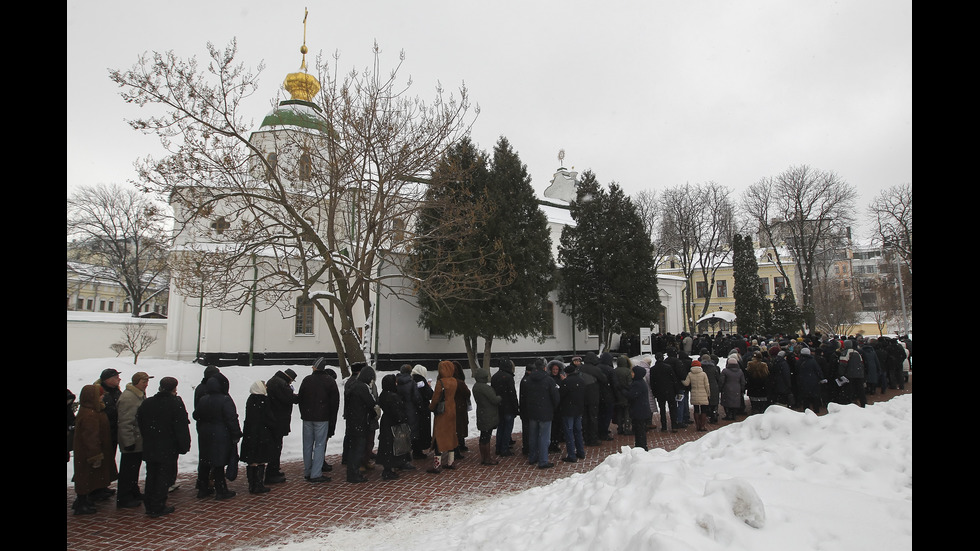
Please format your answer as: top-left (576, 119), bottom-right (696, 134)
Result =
top-left (596, 352), bottom-right (617, 440)
top-left (240, 380), bottom-right (277, 494)
top-left (137, 377), bottom-right (191, 518)
top-left (522, 358), bottom-right (560, 469)
top-left (491, 359), bottom-right (520, 456)
top-left (558, 361), bottom-right (586, 463)
top-left (193, 377), bottom-right (242, 500)
top-left (411, 365), bottom-right (434, 459)
top-left (377, 374), bottom-right (410, 480)
top-left (578, 353), bottom-right (606, 445)
top-left (395, 364), bottom-right (421, 465)
top-left (344, 366), bottom-right (377, 483)
top-left (627, 366), bottom-right (653, 450)
top-left (194, 365), bottom-right (229, 495)
top-left (298, 359), bottom-right (340, 483)
top-left (264, 368), bottom-right (298, 484)
top-left (648, 358), bottom-right (679, 432)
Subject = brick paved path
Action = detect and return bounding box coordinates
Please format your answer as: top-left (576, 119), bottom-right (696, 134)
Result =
top-left (67, 383), bottom-right (911, 550)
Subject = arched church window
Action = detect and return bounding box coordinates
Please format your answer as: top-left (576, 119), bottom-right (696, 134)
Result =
top-left (299, 152), bottom-right (312, 181)
top-left (265, 152), bottom-right (278, 181)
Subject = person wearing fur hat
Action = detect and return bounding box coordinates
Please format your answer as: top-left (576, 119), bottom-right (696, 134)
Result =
top-left (240, 380), bottom-right (276, 493)
top-left (682, 360), bottom-right (712, 431)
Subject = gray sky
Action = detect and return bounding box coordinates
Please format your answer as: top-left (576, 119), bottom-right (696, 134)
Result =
top-left (67, 0), bottom-right (911, 241)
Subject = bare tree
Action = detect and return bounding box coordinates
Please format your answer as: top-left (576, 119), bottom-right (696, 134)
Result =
top-left (67, 183), bottom-right (171, 316)
top-left (869, 183), bottom-right (912, 275)
top-left (633, 189), bottom-right (672, 268)
top-left (110, 39), bottom-right (480, 374)
top-left (660, 182), bottom-right (735, 332)
top-left (812, 275), bottom-right (859, 336)
top-left (113, 320), bottom-right (160, 364)
top-left (742, 165), bottom-right (857, 331)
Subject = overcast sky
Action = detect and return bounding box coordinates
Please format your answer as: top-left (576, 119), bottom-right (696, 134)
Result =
top-left (67, 0), bottom-right (910, 241)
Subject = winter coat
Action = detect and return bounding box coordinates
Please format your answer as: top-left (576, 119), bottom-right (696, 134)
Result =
top-left (720, 363), bottom-right (746, 409)
top-left (558, 370), bottom-right (587, 418)
top-left (453, 364), bottom-right (471, 440)
top-left (72, 385), bottom-right (118, 494)
top-left (796, 353), bottom-right (823, 396)
top-left (239, 384), bottom-right (277, 465)
top-left (344, 367), bottom-right (378, 437)
top-left (700, 358), bottom-right (722, 406)
top-left (861, 345), bottom-right (882, 386)
top-left (472, 368), bottom-right (502, 432)
top-left (613, 356), bottom-right (633, 406)
top-left (193, 377), bottom-right (242, 467)
top-left (649, 360), bottom-right (679, 400)
top-left (746, 358), bottom-right (769, 398)
top-left (137, 388), bottom-right (191, 464)
top-left (298, 370), bottom-right (340, 425)
top-left (491, 364), bottom-right (520, 418)
top-left (683, 366), bottom-right (712, 406)
top-left (412, 367), bottom-right (434, 449)
top-left (843, 346), bottom-right (866, 379)
top-left (266, 370), bottom-right (298, 436)
top-left (99, 381), bottom-right (122, 447)
top-left (627, 366), bottom-right (653, 419)
top-left (429, 361), bottom-right (459, 452)
top-left (583, 352), bottom-right (613, 406)
top-left (378, 375), bottom-right (408, 465)
top-left (116, 383), bottom-right (145, 453)
top-left (520, 367), bottom-right (560, 422)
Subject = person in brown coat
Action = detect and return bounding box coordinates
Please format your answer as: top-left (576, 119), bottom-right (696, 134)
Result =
top-left (71, 384), bottom-right (118, 515)
top-left (428, 360), bottom-right (458, 473)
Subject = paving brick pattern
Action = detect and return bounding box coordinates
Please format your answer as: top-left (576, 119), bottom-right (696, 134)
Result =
top-left (67, 384), bottom-right (911, 550)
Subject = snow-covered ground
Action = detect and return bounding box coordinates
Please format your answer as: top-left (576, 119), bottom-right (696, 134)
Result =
top-left (68, 357), bottom-right (912, 551)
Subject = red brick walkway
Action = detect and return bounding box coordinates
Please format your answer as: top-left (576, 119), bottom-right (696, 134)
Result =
top-left (67, 384), bottom-right (910, 550)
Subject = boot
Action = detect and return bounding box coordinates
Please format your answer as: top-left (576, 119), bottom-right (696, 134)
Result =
top-left (72, 494), bottom-right (97, 515)
top-left (250, 465), bottom-right (271, 494)
top-left (480, 442), bottom-right (499, 465)
top-left (427, 453), bottom-right (441, 474)
top-left (213, 468), bottom-right (236, 500)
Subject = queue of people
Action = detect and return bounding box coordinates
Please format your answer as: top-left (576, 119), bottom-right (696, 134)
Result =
top-left (69, 336), bottom-right (908, 517)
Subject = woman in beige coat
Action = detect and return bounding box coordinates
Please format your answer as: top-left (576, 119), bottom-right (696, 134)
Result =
top-left (682, 360), bottom-right (712, 432)
top-left (428, 361), bottom-right (458, 473)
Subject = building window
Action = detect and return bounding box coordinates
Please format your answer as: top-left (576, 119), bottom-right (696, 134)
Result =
top-left (758, 277), bottom-right (770, 296)
top-left (211, 216), bottom-right (230, 234)
top-left (716, 280), bottom-right (727, 298)
top-left (107, 300), bottom-right (114, 312)
top-left (99, 300), bottom-right (106, 311)
top-left (774, 277), bottom-right (788, 293)
top-left (299, 152), bottom-right (312, 181)
top-left (295, 296), bottom-right (315, 335)
top-left (76, 298), bottom-right (85, 310)
top-left (542, 301), bottom-right (555, 337)
top-left (265, 152), bottom-right (278, 181)
top-left (86, 298), bottom-right (94, 311)
top-left (696, 281), bottom-right (708, 298)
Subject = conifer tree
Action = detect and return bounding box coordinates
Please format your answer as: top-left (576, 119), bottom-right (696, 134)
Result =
top-left (733, 234), bottom-right (766, 334)
top-left (414, 136), bottom-right (555, 369)
top-left (558, 171), bottom-right (661, 351)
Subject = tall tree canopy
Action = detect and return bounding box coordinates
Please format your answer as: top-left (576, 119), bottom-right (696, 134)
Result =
top-left (413, 136), bottom-right (555, 369)
top-left (557, 171), bottom-right (661, 351)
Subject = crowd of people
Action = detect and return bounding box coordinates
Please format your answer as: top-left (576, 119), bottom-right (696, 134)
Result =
top-left (68, 331), bottom-right (909, 518)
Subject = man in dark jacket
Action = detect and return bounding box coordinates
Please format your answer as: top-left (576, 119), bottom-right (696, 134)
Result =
top-left (559, 361), bottom-right (586, 463)
top-left (298, 358), bottom-right (339, 483)
top-left (579, 353), bottom-right (606, 445)
top-left (265, 368), bottom-right (298, 484)
top-left (137, 377), bottom-right (191, 518)
top-left (491, 358), bottom-right (520, 456)
top-left (522, 358), bottom-right (560, 469)
top-left (596, 352), bottom-right (617, 440)
top-left (99, 368), bottom-right (123, 459)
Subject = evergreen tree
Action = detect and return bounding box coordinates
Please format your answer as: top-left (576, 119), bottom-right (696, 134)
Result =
top-left (770, 288), bottom-right (804, 336)
top-left (414, 136), bottom-right (555, 369)
top-left (733, 234), bottom-right (766, 334)
top-left (557, 171), bottom-right (661, 351)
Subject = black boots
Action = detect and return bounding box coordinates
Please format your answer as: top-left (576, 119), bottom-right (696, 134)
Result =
top-left (213, 467), bottom-right (236, 500)
top-left (72, 494), bottom-right (97, 515)
top-left (479, 442), bottom-right (499, 465)
top-left (247, 465), bottom-right (271, 494)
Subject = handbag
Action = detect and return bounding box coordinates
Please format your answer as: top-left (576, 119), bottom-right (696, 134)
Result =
top-left (434, 382), bottom-right (447, 414)
top-left (391, 423), bottom-right (412, 456)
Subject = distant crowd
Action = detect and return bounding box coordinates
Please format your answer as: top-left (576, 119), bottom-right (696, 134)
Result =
top-left (68, 331), bottom-right (910, 518)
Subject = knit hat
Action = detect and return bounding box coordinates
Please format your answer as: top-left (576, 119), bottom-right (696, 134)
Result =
top-left (312, 357), bottom-right (328, 371)
top-left (159, 376), bottom-right (179, 392)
